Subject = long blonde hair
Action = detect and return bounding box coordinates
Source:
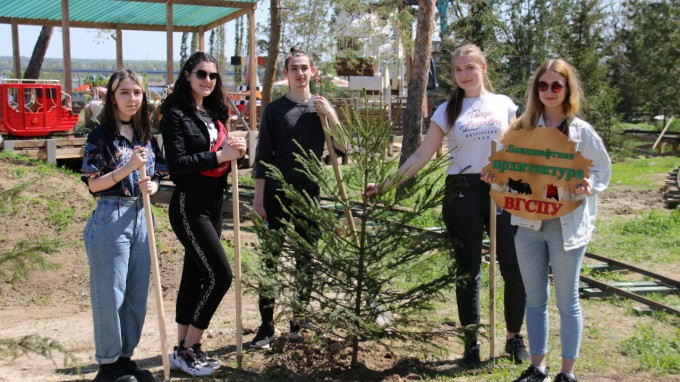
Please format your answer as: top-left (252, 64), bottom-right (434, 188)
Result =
top-left (512, 58), bottom-right (583, 131)
top-left (445, 44), bottom-right (495, 129)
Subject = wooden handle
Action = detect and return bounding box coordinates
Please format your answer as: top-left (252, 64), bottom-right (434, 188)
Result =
top-left (231, 160), bottom-right (243, 369)
top-left (320, 116), bottom-right (357, 240)
top-left (488, 141), bottom-right (497, 362)
top-left (140, 165), bottom-right (170, 381)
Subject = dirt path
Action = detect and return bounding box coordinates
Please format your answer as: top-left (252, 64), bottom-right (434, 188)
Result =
top-left (0, 157), bottom-right (678, 381)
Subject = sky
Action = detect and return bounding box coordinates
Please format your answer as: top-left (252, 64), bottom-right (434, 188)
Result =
top-left (0, 6), bottom-right (268, 62)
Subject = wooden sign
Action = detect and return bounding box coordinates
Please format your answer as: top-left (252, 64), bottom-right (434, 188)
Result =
top-left (482, 128), bottom-right (592, 220)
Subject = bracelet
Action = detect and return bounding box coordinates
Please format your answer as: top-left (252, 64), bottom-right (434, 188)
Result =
top-left (111, 171), bottom-right (118, 183)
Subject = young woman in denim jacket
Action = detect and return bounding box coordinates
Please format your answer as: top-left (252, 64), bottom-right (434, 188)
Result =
top-left (503, 59), bottom-right (611, 382)
top-left (161, 51), bottom-right (246, 377)
top-left (82, 69), bottom-right (167, 382)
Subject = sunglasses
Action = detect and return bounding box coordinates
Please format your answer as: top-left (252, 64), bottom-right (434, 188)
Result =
top-left (192, 69), bottom-right (219, 81)
top-left (537, 81), bottom-right (565, 93)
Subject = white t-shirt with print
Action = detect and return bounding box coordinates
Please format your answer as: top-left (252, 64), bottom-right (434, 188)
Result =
top-left (431, 92), bottom-right (517, 174)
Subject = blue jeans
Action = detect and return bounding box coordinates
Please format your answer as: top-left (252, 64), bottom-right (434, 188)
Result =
top-left (514, 219), bottom-right (585, 359)
top-left (83, 196), bottom-right (150, 364)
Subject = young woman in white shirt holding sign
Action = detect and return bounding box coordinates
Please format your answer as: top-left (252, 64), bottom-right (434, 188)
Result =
top-left (365, 43), bottom-right (529, 367)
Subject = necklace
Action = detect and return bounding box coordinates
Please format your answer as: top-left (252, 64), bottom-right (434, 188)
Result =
top-left (464, 95), bottom-right (485, 113)
top-left (120, 119), bottom-right (133, 125)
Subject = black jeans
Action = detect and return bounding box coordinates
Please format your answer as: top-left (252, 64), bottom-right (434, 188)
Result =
top-left (170, 179), bottom-right (233, 330)
top-left (442, 174), bottom-right (526, 342)
top-left (258, 183), bottom-right (320, 324)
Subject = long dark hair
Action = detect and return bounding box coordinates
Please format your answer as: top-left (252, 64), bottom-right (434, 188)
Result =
top-left (162, 51), bottom-right (229, 123)
top-left (444, 44), bottom-right (494, 129)
top-left (102, 69), bottom-right (153, 142)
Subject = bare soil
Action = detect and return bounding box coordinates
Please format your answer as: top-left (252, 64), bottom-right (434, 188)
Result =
top-left (0, 157), bottom-right (678, 382)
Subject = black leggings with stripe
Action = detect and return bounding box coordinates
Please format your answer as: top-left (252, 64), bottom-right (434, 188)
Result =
top-left (169, 179), bottom-right (233, 330)
top-left (442, 174), bottom-right (526, 341)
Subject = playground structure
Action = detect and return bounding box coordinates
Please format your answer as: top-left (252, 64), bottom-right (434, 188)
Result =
top-left (0, 79), bottom-right (79, 137)
top-left (1, 0), bottom-right (260, 130)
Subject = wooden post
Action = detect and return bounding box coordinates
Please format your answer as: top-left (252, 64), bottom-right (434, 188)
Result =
top-left (11, 21), bottom-right (20, 78)
top-left (488, 140), bottom-right (497, 363)
top-left (46, 139), bottom-right (57, 164)
top-left (247, 131), bottom-right (257, 168)
top-left (140, 165), bottom-right (171, 381)
top-left (61, 0), bottom-right (72, 94)
top-left (248, 7), bottom-right (257, 130)
top-left (198, 27), bottom-right (205, 52)
top-left (320, 116), bottom-right (356, 239)
top-left (116, 26), bottom-right (123, 70)
top-left (3, 141), bottom-right (14, 152)
top-left (165, 1), bottom-right (174, 86)
top-left (231, 160), bottom-right (243, 369)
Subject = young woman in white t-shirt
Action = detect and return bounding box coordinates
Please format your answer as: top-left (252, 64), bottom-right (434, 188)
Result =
top-left (365, 44), bottom-right (529, 367)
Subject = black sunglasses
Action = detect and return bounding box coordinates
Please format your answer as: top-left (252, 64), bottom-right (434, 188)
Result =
top-left (192, 69), bottom-right (219, 81)
top-left (537, 81), bottom-right (565, 93)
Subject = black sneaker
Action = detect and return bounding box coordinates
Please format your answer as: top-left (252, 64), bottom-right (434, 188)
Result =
top-left (513, 365), bottom-right (550, 382)
top-left (288, 320), bottom-right (302, 342)
top-left (553, 372), bottom-right (578, 382)
top-left (93, 361), bottom-right (138, 382)
top-left (117, 357), bottom-right (153, 382)
top-left (191, 343), bottom-right (222, 369)
top-left (461, 342), bottom-right (481, 367)
top-left (505, 334), bottom-right (531, 364)
top-left (250, 321), bottom-right (276, 349)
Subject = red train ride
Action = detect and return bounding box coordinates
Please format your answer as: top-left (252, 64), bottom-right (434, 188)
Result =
top-left (0, 79), bottom-right (79, 137)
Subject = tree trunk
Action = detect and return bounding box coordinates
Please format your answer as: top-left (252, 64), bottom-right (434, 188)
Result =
top-left (397, 0), bottom-right (435, 198)
top-left (23, 26), bottom-right (53, 79)
top-left (262, 0), bottom-right (281, 112)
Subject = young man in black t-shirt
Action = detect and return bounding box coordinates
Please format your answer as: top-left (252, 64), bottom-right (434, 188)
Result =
top-left (250, 48), bottom-right (344, 349)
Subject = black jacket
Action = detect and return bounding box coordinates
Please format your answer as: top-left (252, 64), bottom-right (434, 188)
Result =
top-left (161, 105), bottom-right (224, 187)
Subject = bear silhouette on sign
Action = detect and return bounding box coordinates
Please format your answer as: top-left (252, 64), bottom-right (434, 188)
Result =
top-left (508, 178), bottom-right (533, 195)
top-left (483, 128), bottom-right (592, 220)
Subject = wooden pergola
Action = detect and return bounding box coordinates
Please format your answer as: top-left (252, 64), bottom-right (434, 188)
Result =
top-left (1, 0), bottom-right (259, 129)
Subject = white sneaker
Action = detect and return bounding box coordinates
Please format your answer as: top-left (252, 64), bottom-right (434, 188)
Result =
top-left (177, 348), bottom-right (215, 376)
top-left (168, 347), bottom-right (181, 371)
top-left (250, 322), bottom-right (276, 349)
top-left (191, 343), bottom-right (221, 369)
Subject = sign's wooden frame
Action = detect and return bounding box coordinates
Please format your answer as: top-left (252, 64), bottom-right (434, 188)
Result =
top-left (483, 128), bottom-right (592, 220)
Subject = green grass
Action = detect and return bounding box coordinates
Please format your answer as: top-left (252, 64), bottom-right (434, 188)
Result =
top-left (0, 152), bottom-right (80, 179)
top-left (589, 208), bottom-right (680, 265)
top-left (46, 195), bottom-right (78, 232)
top-left (610, 156), bottom-right (678, 188)
top-left (621, 325), bottom-right (680, 374)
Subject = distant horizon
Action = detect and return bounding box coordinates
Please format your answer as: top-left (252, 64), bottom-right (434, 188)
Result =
top-left (0, 7), bottom-right (268, 62)
top-left (0, 55), bottom-right (178, 63)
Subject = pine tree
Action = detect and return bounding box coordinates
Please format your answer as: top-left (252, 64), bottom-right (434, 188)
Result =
top-left (609, 0), bottom-right (679, 120)
top-left (248, 103), bottom-right (459, 366)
